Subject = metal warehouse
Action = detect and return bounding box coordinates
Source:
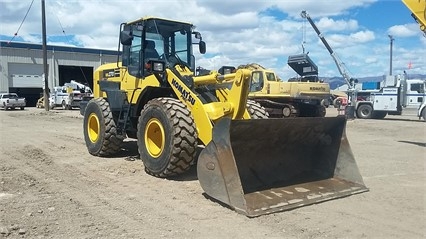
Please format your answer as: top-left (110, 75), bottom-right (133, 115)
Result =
top-left (0, 41), bottom-right (119, 106)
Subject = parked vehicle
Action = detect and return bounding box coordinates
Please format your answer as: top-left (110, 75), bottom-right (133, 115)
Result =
top-left (50, 80), bottom-right (92, 110)
top-left (347, 75), bottom-right (425, 119)
top-left (0, 93), bottom-right (26, 110)
top-left (238, 56), bottom-right (331, 117)
top-left (208, 58), bottom-right (331, 118)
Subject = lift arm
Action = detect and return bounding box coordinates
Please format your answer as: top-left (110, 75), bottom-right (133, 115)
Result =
top-left (402, 0), bottom-right (426, 35)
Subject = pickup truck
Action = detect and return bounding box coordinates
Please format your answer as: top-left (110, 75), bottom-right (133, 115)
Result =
top-left (0, 93), bottom-right (26, 110)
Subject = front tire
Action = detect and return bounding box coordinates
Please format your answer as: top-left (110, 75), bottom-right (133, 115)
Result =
top-left (137, 98), bottom-right (197, 177)
top-left (356, 104), bottom-right (373, 119)
top-left (83, 98), bottom-right (124, 156)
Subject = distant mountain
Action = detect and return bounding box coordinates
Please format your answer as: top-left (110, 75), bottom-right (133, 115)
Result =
top-left (322, 74), bottom-right (426, 90)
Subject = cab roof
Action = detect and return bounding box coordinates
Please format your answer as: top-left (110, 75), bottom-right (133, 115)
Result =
top-left (126, 16), bottom-right (193, 27)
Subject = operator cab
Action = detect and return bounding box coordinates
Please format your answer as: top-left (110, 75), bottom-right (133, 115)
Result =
top-left (119, 17), bottom-right (206, 77)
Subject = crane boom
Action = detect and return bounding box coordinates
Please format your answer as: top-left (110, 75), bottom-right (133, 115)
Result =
top-left (300, 11), bottom-right (355, 89)
top-left (301, 10), bottom-right (357, 118)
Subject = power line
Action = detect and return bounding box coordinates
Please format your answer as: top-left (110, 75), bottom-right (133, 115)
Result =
top-left (52, 10), bottom-right (90, 85)
top-left (8, 0), bottom-right (35, 44)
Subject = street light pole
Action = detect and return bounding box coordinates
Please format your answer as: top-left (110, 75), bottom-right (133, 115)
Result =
top-left (388, 35), bottom-right (394, 76)
top-left (42, 0), bottom-right (49, 111)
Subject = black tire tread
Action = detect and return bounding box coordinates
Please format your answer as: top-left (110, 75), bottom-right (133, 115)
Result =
top-left (140, 98), bottom-right (197, 177)
top-left (247, 100), bottom-right (269, 119)
top-left (90, 98), bottom-right (124, 156)
top-left (356, 104), bottom-right (373, 119)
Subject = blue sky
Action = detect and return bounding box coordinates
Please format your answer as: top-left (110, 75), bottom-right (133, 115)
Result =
top-left (0, 0), bottom-right (425, 80)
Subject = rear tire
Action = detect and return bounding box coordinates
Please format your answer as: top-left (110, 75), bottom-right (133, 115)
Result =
top-left (137, 98), bottom-right (197, 177)
top-left (83, 98), bottom-right (124, 156)
top-left (247, 100), bottom-right (269, 119)
top-left (356, 104), bottom-right (373, 119)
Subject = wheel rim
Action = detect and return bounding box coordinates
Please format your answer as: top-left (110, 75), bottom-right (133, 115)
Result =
top-left (87, 113), bottom-right (100, 143)
top-left (145, 118), bottom-right (165, 158)
top-left (282, 106), bottom-right (291, 117)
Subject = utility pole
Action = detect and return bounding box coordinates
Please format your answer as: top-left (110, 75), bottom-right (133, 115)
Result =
top-left (42, 0), bottom-right (49, 111)
top-left (388, 35), bottom-right (394, 76)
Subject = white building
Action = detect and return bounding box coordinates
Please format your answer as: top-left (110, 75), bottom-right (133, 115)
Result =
top-left (0, 41), bottom-right (118, 106)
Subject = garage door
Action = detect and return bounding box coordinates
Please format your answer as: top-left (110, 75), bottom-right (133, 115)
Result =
top-left (9, 63), bottom-right (45, 88)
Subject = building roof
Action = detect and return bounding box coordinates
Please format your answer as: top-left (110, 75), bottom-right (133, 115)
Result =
top-left (0, 41), bottom-right (119, 56)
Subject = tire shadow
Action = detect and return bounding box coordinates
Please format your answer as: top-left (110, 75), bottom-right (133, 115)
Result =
top-left (115, 141), bottom-right (201, 182)
top-left (117, 140), bottom-right (140, 159)
top-left (398, 140), bottom-right (426, 147)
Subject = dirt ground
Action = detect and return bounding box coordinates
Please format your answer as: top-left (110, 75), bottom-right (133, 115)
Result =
top-left (0, 107), bottom-right (425, 239)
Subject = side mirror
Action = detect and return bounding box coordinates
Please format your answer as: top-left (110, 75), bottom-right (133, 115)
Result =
top-left (199, 40), bottom-right (206, 54)
top-left (120, 30), bottom-right (133, 46)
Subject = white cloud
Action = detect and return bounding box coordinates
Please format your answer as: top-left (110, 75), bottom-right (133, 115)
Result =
top-left (350, 30), bottom-right (375, 43)
top-left (316, 18), bottom-right (359, 32)
top-left (1, 0), bottom-right (424, 80)
top-left (388, 23), bottom-right (421, 38)
top-left (365, 57), bottom-right (378, 64)
top-left (271, 0), bottom-right (376, 18)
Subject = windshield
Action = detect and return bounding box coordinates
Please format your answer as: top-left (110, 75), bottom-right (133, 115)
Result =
top-left (123, 18), bottom-right (195, 75)
top-left (145, 19), bottom-right (192, 67)
top-left (3, 94), bottom-right (17, 99)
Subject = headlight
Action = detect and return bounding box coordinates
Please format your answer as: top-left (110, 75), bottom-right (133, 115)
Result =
top-left (146, 60), bottom-right (165, 73)
top-left (153, 62), bottom-right (164, 72)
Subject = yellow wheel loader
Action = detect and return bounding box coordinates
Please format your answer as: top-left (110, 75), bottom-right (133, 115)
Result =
top-left (80, 17), bottom-right (368, 217)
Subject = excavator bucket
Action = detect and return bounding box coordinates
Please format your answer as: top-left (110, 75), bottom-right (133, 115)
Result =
top-left (197, 116), bottom-right (368, 217)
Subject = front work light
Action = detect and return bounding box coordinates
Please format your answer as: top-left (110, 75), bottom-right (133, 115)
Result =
top-left (145, 60), bottom-right (165, 74)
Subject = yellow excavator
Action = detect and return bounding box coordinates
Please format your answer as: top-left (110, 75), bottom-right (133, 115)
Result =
top-left (214, 54), bottom-right (331, 117)
top-left (80, 17), bottom-right (368, 217)
top-left (402, 0), bottom-right (426, 35)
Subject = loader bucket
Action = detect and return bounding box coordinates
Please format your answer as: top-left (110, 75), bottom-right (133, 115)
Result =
top-left (197, 116), bottom-right (368, 217)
